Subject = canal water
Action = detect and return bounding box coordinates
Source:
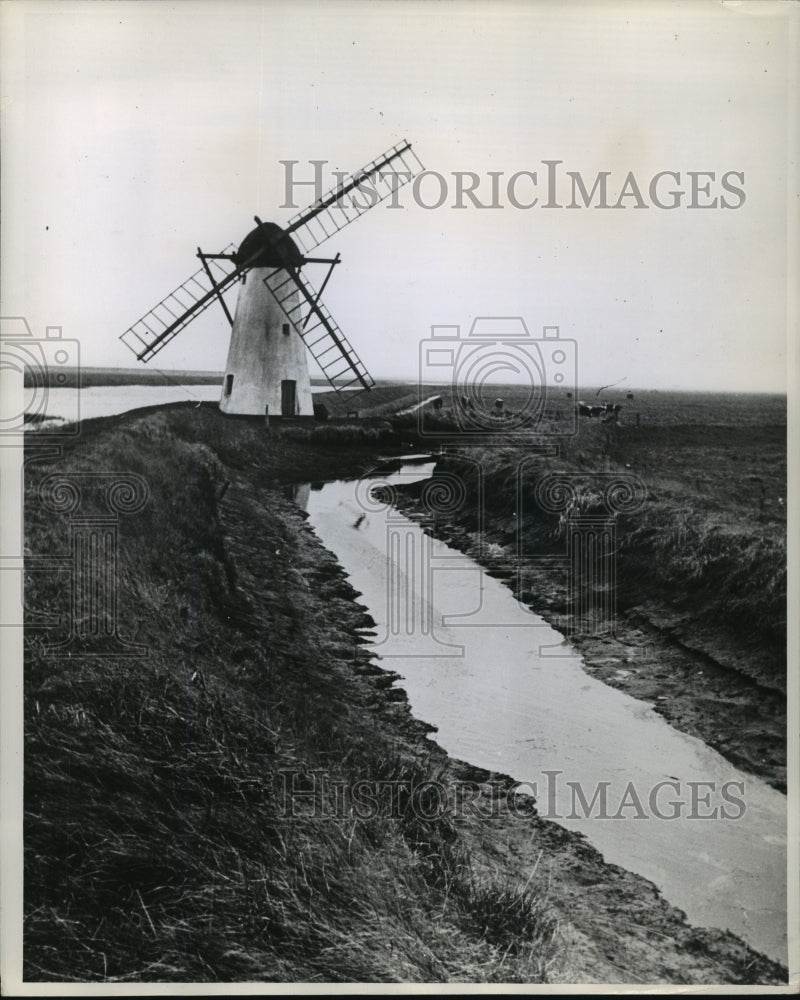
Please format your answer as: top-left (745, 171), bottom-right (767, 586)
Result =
top-left (302, 460), bottom-right (787, 965)
top-left (24, 383), bottom-right (341, 425)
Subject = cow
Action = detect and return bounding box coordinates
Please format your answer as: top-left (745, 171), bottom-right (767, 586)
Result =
top-left (577, 400), bottom-right (622, 420)
top-left (431, 395), bottom-right (443, 411)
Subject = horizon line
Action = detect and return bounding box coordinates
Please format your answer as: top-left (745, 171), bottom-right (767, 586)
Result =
top-left (27, 366), bottom-right (788, 396)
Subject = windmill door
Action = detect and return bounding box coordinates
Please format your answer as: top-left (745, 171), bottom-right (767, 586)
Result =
top-left (281, 380), bottom-right (296, 417)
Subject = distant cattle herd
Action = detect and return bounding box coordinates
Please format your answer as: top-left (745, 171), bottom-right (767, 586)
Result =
top-left (576, 400), bottom-right (623, 421)
top-left (424, 395), bottom-right (628, 425)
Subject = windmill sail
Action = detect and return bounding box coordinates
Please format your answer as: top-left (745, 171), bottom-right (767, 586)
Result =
top-left (263, 268), bottom-right (375, 392)
top-left (120, 246), bottom-right (239, 362)
top-left (285, 140), bottom-right (424, 254)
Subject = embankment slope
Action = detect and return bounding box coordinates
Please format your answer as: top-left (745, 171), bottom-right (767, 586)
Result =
top-left (22, 404), bottom-right (786, 984)
top-left (389, 410), bottom-right (787, 792)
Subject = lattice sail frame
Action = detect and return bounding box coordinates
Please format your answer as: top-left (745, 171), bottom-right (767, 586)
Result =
top-left (120, 245), bottom-right (239, 363)
top-left (285, 140), bottom-right (424, 254)
top-left (263, 267), bottom-right (374, 392)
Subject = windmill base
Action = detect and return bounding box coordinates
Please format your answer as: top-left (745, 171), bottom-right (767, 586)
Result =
top-left (219, 267), bottom-right (314, 418)
top-left (218, 378), bottom-right (314, 418)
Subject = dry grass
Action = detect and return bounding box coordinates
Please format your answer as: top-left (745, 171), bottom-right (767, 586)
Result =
top-left (24, 405), bottom-right (561, 983)
top-left (396, 400), bottom-right (786, 688)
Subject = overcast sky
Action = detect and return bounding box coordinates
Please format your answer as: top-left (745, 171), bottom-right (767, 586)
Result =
top-left (1, 0), bottom-right (796, 390)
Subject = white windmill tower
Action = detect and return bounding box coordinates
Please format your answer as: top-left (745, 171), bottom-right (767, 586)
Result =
top-left (120, 141), bottom-right (424, 414)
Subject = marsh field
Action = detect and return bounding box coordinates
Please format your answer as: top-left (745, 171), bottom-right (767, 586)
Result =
top-left (21, 384), bottom-right (788, 984)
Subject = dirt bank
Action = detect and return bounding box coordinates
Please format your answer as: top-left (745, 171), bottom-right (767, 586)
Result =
top-left (381, 419), bottom-right (786, 796)
top-left (23, 404), bottom-right (787, 985)
top-left (389, 491), bottom-right (786, 796)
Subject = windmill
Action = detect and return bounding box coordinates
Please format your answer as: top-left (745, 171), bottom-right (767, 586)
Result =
top-left (120, 141), bottom-right (424, 416)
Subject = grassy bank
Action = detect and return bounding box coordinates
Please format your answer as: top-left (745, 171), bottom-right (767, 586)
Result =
top-left (381, 396), bottom-right (787, 791)
top-left (23, 405), bottom-right (562, 983)
top-left (399, 403), bottom-right (786, 692)
top-left (23, 404), bottom-right (787, 984)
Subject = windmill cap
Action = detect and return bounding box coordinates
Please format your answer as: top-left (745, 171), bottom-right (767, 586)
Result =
top-left (234, 221), bottom-right (304, 269)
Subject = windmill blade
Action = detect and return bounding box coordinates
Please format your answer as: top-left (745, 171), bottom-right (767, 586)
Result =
top-left (120, 245), bottom-right (239, 362)
top-left (285, 140), bottom-right (424, 254)
top-left (263, 268), bottom-right (375, 393)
